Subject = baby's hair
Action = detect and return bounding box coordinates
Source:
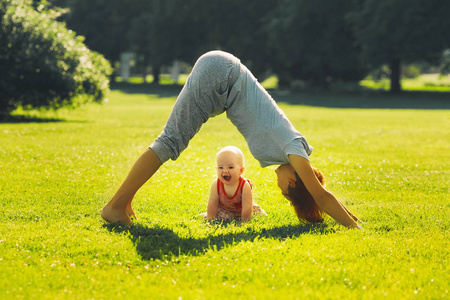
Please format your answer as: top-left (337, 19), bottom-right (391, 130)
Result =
top-left (287, 168), bottom-right (327, 223)
top-left (217, 146), bottom-right (244, 166)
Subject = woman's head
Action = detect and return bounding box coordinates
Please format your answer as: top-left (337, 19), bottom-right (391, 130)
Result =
top-left (275, 164), bottom-right (327, 223)
top-left (288, 168), bottom-right (326, 223)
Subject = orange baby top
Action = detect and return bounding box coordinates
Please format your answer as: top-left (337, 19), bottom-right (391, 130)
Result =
top-left (217, 176), bottom-right (251, 218)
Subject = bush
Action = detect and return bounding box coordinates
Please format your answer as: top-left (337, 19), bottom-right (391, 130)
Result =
top-left (0, 0), bottom-right (112, 113)
top-left (402, 64), bottom-right (421, 79)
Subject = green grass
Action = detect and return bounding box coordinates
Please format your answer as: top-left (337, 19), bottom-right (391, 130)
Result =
top-left (1, 87), bottom-right (449, 299)
top-left (360, 74), bottom-right (450, 92)
top-left (117, 72), bottom-right (450, 92)
top-left (116, 74), bottom-right (190, 85)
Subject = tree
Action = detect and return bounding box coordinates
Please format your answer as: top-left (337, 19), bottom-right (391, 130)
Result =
top-left (441, 49), bottom-right (450, 74)
top-left (63, 0), bottom-right (140, 81)
top-left (129, 0), bottom-right (274, 84)
top-left (265, 0), bottom-right (367, 87)
top-left (203, 0), bottom-right (274, 80)
top-left (0, 0), bottom-right (111, 113)
top-left (348, 0), bottom-right (450, 92)
top-left (129, 0), bottom-right (206, 84)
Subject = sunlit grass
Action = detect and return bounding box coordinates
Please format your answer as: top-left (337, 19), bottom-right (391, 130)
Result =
top-left (118, 73), bottom-right (276, 89)
top-left (115, 74), bottom-right (189, 85)
top-left (1, 89), bottom-right (449, 299)
top-left (118, 72), bottom-right (450, 92)
top-left (360, 74), bottom-right (450, 92)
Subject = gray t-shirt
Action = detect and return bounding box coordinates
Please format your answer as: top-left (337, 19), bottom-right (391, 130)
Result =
top-left (226, 65), bottom-right (313, 167)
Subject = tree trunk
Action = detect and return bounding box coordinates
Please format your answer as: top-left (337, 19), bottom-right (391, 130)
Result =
top-left (110, 73), bottom-right (117, 83)
top-left (153, 64), bottom-right (161, 85)
top-left (142, 70), bottom-right (148, 84)
top-left (390, 58), bottom-right (401, 93)
top-left (170, 60), bottom-right (180, 84)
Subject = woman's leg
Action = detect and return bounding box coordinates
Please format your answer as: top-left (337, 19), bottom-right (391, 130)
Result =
top-left (101, 148), bottom-right (162, 224)
top-left (101, 51), bottom-right (239, 224)
top-left (102, 84), bottom-right (211, 224)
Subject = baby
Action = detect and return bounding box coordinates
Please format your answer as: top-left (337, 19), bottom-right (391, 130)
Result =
top-left (205, 146), bottom-right (265, 221)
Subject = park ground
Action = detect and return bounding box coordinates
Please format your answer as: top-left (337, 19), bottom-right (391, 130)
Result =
top-left (0, 78), bottom-right (449, 299)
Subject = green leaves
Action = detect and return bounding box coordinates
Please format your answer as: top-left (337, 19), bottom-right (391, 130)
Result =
top-left (0, 0), bottom-right (112, 113)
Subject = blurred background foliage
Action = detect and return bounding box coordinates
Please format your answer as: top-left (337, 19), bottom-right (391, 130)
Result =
top-left (59, 0), bottom-right (450, 91)
top-left (0, 0), bottom-right (112, 113)
top-left (1, 0), bottom-right (449, 113)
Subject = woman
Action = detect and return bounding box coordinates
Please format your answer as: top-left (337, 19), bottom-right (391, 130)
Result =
top-left (101, 51), bottom-right (362, 229)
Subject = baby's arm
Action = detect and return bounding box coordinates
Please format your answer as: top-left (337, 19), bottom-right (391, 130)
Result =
top-left (241, 181), bottom-right (253, 222)
top-left (206, 179), bottom-right (219, 220)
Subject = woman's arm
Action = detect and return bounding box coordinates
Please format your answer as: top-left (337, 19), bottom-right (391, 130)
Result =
top-left (241, 181), bottom-right (253, 222)
top-left (288, 154), bottom-right (360, 228)
top-left (206, 180), bottom-right (220, 220)
top-left (338, 199), bottom-right (361, 222)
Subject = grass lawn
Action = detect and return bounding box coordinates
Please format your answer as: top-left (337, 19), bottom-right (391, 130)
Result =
top-left (1, 85), bottom-right (449, 299)
top-left (119, 73), bottom-right (450, 92)
top-left (360, 74), bottom-right (450, 92)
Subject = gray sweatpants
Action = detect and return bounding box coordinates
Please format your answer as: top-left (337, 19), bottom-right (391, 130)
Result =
top-left (150, 51), bottom-right (242, 163)
top-left (150, 51), bottom-right (311, 166)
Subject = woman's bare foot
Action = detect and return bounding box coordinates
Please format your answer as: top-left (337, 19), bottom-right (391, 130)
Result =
top-left (101, 203), bottom-right (132, 224)
top-left (126, 203), bottom-right (137, 220)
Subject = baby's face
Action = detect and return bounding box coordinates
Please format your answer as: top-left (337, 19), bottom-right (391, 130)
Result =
top-left (216, 151), bottom-right (244, 186)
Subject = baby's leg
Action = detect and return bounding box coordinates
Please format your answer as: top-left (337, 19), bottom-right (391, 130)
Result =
top-left (216, 208), bottom-right (236, 220)
top-left (252, 203), bottom-right (267, 216)
top-left (201, 209), bottom-right (234, 220)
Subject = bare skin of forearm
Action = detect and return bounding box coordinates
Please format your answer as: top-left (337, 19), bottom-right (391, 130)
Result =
top-left (240, 184), bottom-right (253, 222)
top-left (317, 191), bottom-right (358, 227)
top-left (241, 208), bottom-right (252, 222)
top-left (206, 202), bottom-right (219, 220)
top-left (101, 148), bottom-right (162, 224)
top-left (289, 155), bottom-right (358, 228)
top-left (206, 207), bottom-right (218, 220)
top-left (338, 200), bottom-right (360, 222)
top-left (206, 181), bottom-right (219, 220)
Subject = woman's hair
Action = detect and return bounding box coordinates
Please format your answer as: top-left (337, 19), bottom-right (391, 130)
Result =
top-left (287, 168), bottom-right (327, 223)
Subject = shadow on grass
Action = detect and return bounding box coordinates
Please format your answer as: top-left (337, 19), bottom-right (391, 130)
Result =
top-left (271, 90), bottom-right (450, 110)
top-left (112, 82), bottom-right (450, 110)
top-left (0, 114), bottom-right (69, 124)
top-left (110, 82), bottom-right (182, 98)
top-left (103, 222), bottom-right (330, 261)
